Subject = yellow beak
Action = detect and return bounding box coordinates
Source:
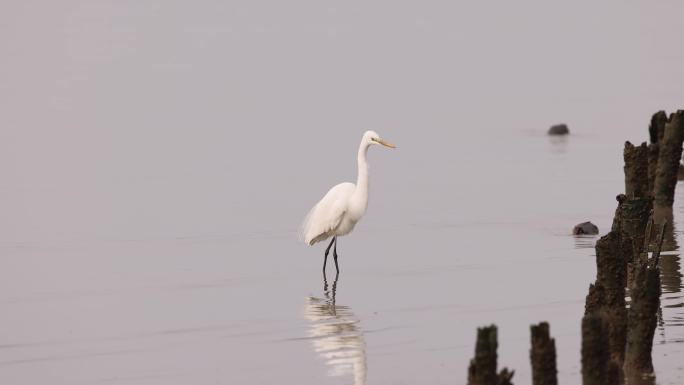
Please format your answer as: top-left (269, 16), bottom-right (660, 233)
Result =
top-left (375, 138), bottom-right (396, 148)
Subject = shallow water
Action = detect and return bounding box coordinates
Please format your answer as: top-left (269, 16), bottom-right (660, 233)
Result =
top-left (2, 1), bottom-right (684, 384)
top-left (2, 131), bottom-right (683, 385)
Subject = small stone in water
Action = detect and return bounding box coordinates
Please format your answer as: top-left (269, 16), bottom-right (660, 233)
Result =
top-left (548, 124), bottom-right (569, 135)
top-left (573, 221), bottom-right (599, 235)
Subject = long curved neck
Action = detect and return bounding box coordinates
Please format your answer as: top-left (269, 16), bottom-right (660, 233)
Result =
top-left (355, 140), bottom-right (370, 201)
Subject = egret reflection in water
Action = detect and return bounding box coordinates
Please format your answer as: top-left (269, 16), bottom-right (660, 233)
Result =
top-left (304, 275), bottom-right (367, 385)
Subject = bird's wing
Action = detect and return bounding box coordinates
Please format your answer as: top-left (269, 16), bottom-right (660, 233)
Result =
top-left (301, 183), bottom-right (355, 245)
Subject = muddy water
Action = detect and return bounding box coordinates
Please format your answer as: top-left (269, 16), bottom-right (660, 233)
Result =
top-left (2, 2), bottom-right (684, 384)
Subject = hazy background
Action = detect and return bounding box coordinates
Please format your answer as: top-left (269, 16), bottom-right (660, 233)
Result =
top-left (1, 1), bottom-right (683, 384)
top-left (2, 0), bottom-right (683, 242)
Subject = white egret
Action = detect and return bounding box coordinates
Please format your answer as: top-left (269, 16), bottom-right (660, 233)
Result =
top-left (301, 130), bottom-right (395, 274)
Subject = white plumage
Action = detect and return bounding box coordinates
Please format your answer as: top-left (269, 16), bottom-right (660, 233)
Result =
top-left (301, 130), bottom-right (395, 273)
top-left (302, 182), bottom-right (356, 246)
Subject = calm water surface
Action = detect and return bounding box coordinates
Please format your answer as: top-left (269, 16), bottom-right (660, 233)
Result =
top-left (2, 2), bottom-right (684, 384)
top-left (2, 131), bottom-right (683, 385)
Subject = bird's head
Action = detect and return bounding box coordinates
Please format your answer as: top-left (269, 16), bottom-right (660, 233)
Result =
top-left (364, 130), bottom-right (396, 149)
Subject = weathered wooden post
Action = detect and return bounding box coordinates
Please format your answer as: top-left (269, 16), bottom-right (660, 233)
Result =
top-left (530, 322), bottom-right (557, 385)
top-left (648, 111), bottom-right (667, 144)
top-left (584, 230), bottom-right (628, 370)
top-left (582, 314), bottom-right (620, 385)
top-left (647, 111), bottom-right (668, 198)
top-left (617, 196), bottom-right (652, 262)
top-left (467, 325), bottom-right (514, 385)
top-left (624, 141), bottom-right (649, 198)
top-left (621, 142), bottom-right (653, 261)
top-left (624, 224), bottom-right (665, 379)
top-left (653, 111), bottom-right (684, 208)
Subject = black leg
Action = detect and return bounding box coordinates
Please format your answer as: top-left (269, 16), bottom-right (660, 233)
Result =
top-left (330, 275), bottom-right (338, 306)
top-left (322, 269), bottom-right (337, 300)
top-left (333, 237), bottom-right (339, 273)
top-left (323, 236), bottom-right (336, 274)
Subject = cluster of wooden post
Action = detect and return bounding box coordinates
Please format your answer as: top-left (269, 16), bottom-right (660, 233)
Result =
top-left (465, 111), bottom-right (683, 385)
top-left (581, 110), bottom-right (684, 384)
top-left (466, 323), bottom-right (558, 385)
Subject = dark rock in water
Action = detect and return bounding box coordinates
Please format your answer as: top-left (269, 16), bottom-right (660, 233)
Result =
top-left (574, 221), bottom-right (599, 235)
top-left (548, 124), bottom-right (569, 135)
